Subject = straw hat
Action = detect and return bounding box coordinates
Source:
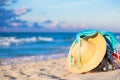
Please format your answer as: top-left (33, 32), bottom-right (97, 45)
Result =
top-left (67, 32), bottom-right (106, 73)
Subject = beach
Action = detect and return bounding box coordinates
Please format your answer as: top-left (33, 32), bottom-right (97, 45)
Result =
top-left (0, 57), bottom-right (120, 80)
top-left (1, 0), bottom-right (120, 79)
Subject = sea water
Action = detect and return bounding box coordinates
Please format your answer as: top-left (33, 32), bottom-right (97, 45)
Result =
top-left (0, 32), bottom-right (120, 59)
top-left (0, 32), bottom-right (76, 58)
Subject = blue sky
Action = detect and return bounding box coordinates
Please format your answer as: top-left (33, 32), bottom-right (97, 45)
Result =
top-left (2, 0), bottom-right (120, 32)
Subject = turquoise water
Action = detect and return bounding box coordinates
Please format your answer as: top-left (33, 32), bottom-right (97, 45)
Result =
top-left (0, 32), bottom-right (76, 58)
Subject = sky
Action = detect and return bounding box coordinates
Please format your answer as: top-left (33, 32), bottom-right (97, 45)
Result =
top-left (1, 0), bottom-right (120, 32)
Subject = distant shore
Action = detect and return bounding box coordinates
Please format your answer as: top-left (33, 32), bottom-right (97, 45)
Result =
top-left (0, 57), bottom-right (120, 80)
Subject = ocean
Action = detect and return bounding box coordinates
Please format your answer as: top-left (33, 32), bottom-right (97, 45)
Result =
top-left (0, 32), bottom-right (76, 59)
top-left (0, 32), bottom-right (120, 59)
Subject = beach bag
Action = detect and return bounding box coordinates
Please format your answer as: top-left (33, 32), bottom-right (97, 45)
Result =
top-left (100, 31), bottom-right (120, 70)
top-left (67, 30), bottom-right (120, 73)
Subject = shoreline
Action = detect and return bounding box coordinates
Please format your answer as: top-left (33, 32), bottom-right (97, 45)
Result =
top-left (0, 53), bottom-right (67, 66)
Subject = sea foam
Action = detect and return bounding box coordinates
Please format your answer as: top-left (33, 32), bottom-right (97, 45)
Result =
top-left (0, 36), bottom-right (54, 46)
top-left (38, 37), bottom-right (53, 42)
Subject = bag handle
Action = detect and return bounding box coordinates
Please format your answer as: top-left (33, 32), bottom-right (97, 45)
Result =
top-left (101, 31), bottom-right (119, 53)
top-left (76, 30), bottom-right (98, 42)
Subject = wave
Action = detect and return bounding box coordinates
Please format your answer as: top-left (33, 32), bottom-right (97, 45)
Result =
top-left (0, 36), bottom-right (74, 46)
top-left (0, 36), bottom-right (54, 46)
top-left (0, 37), bottom-right (37, 46)
top-left (38, 37), bottom-right (53, 42)
top-left (0, 42), bottom-right (10, 46)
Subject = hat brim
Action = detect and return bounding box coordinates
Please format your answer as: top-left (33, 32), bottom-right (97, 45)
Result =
top-left (67, 33), bottom-right (106, 73)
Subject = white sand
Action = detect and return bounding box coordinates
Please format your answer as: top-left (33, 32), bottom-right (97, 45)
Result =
top-left (0, 57), bottom-right (120, 80)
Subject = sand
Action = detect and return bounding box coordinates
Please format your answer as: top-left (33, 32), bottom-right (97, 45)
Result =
top-left (0, 57), bottom-right (120, 80)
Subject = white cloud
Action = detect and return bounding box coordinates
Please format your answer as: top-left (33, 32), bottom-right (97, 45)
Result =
top-left (10, 22), bottom-right (22, 27)
top-left (40, 20), bottom-right (89, 29)
top-left (41, 20), bottom-right (61, 28)
top-left (3, 1), bottom-right (12, 5)
top-left (14, 7), bottom-right (27, 16)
